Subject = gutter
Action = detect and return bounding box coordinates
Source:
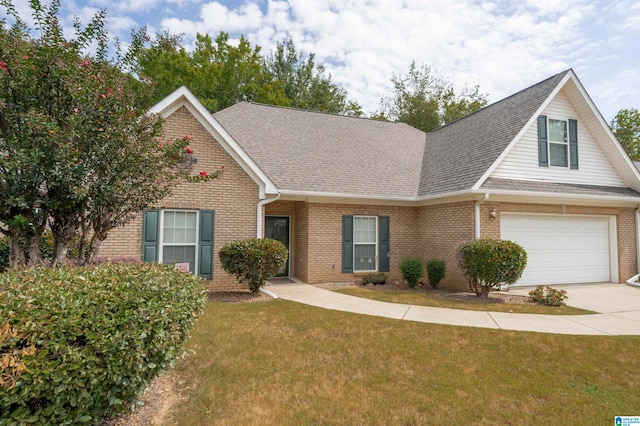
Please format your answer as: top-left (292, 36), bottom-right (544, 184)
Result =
top-left (474, 193), bottom-right (489, 239)
top-left (256, 193), bottom-right (281, 238)
top-left (634, 206), bottom-right (640, 284)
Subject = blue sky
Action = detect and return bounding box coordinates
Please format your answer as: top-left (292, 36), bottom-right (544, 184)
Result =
top-left (2, 0), bottom-right (639, 121)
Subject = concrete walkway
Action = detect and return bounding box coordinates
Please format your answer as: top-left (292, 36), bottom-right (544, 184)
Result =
top-left (263, 281), bottom-right (640, 335)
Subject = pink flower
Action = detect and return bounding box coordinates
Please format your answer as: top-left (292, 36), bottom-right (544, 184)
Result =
top-left (0, 62), bottom-right (7, 71)
top-left (220, 165), bottom-right (225, 170)
top-left (199, 171), bottom-right (208, 177)
top-left (99, 93), bottom-right (106, 99)
top-left (80, 59), bottom-right (90, 67)
top-left (157, 145), bottom-right (163, 149)
top-left (108, 88), bottom-right (113, 93)
top-left (73, 107), bottom-right (79, 113)
top-left (22, 55), bottom-right (28, 60)
top-left (156, 179), bottom-right (162, 183)
top-left (184, 134), bottom-right (192, 141)
top-left (185, 148), bottom-right (192, 154)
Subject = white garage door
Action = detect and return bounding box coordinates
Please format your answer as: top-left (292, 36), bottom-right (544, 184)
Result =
top-left (500, 214), bottom-right (612, 286)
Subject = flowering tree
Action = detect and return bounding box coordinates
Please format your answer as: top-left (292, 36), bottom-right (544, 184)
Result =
top-left (0, 0), bottom-right (219, 267)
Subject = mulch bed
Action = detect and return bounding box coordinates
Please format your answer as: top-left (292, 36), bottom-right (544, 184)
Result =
top-left (208, 291), bottom-right (273, 303)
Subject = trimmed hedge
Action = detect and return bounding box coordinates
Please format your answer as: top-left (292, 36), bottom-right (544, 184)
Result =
top-left (426, 259), bottom-right (446, 288)
top-left (400, 257), bottom-right (424, 288)
top-left (219, 238), bottom-right (288, 293)
top-left (0, 263), bottom-right (207, 425)
top-left (458, 238), bottom-right (527, 297)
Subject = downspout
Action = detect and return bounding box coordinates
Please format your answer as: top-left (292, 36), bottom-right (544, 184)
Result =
top-left (256, 193), bottom-right (281, 238)
top-left (636, 207), bottom-right (640, 267)
top-left (474, 193), bottom-right (489, 240)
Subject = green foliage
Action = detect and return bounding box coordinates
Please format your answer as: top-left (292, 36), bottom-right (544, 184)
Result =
top-left (219, 238), bottom-right (288, 293)
top-left (0, 0), bottom-right (220, 268)
top-left (528, 286), bottom-right (568, 306)
top-left (376, 61), bottom-right (488, 132)
top-left (264, 38), bottom-right (362, 116)
top-left (399, 257), bottom-right (424, 288)
top-left (458, 239), bottom-right (527, 297)
top-left (426, 259), bottom-right (446, 288)
top-left (0, 237), bottom-right (8, 272)
top-left (139, 32), bottom-right (290, 112)
top-left (361, 273), bottom-right (388, 285)
top-left (611, 108), bottom-right (640, 160)
top-left (0, 263), bottom-right (207, 425)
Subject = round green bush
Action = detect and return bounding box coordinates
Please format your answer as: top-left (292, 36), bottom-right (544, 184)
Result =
top-left (219, 238), bottom-right (288, 293)
top-left (426, 259), bottom-right (446, 288)
top-left (458, 238), bottom-right (527, 297)
top-left (0, 263), bottom-right (207, 425)
top-left (400, 256), bottom-right (424, 288)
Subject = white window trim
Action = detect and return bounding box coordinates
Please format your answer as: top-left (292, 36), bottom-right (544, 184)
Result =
top-left (353, 215), bottom-right (378, 273)
top-left (158, 209), bottom-right (199, 273)
top-left (547, 117), bottom-right (572, 168)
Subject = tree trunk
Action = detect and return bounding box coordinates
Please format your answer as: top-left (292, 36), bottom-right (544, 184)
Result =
top-left (480, 285), bottom-right (491, 298)
top-left (9, 233), bottom-right (26, 268)
top-left (50, 215), bottom-right (77, 268)
top-left (84, 234), bottom-right (103, 265)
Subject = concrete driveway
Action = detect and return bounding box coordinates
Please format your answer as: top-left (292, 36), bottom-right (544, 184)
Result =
top-left (264, 281), bottom-right (640, 336)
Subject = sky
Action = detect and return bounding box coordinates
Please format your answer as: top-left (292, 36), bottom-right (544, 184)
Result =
top-left (2, 0), bottom-right (639, 122)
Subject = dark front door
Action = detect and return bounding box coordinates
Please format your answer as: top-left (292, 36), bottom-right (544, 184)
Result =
top-left (265, 216), bottom-right (290, 277)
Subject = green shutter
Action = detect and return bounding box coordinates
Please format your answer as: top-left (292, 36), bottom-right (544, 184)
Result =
top-left (538, 115), bottom-right (549, 167)
top-left (142, 210), bottom-right (159, 262)
top-left (569, 119), bottom-right (578, 170)
top-left (198, 210), bottom-right (215, 279)
top-left (378, 216), bottom-right (390, 273)
top-left (342, 215), bottom-right (353, 273)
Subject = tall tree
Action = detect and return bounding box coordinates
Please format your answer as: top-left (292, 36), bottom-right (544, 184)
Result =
top-left (139, 32), bottom-right (289, 112)
top-left (265, 38), bottom-right (362, 116)
top-left (0, 0), bottom-right (216, 267)
top-left (611, 108), bottom-right (640, 161)
top-left (375, 62), bottom-right (488, 132)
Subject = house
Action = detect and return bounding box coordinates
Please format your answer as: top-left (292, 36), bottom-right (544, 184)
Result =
top-left (100, 69), bottom-right (640, 291)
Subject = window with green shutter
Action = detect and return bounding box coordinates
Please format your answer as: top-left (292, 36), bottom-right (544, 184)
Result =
top-left (539, 115), bottom-right (579, 169)
top-left (142, 209), bottom-right (215, 279)
top-left (342, 215), bottom-right (390, 273)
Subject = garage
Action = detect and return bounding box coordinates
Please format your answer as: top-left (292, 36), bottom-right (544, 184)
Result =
top-left (500, 214), bottom-right (615, 286)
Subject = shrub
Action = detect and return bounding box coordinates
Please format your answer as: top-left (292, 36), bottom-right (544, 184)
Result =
top-left (426, 259), bottom-right (446, 288)
top-left (529, 286), bottom-right (568, 306)
top-left (219, 238), bottom-right (288, 293)
top-left (400, 257), bottom-right (424, 288)
top-left (0, 263), bottom-right (207, 425)
top-left (458, 239), bottom-right (527, 297)
top-left (361, 273), bottom-right (388, 285)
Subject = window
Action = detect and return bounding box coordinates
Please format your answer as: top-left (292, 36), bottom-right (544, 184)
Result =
top-left (160, 210), bottom-right (198, 273)
top-left (548, 119), bottom-right (568, 167)
top-left (537, 115), bottom-right (578, 169)
top-left (353, 216), bottom-right (377, 272)
top-left (142, 209), bottom-right (215, 279)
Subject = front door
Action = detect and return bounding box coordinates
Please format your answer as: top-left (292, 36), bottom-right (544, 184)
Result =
top-left (265, 216), bottom-right (290, 277)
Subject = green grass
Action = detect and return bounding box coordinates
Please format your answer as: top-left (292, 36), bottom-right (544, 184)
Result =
top-left (334, 287), bottom-right (594, 315)
top-left (164, 300), bottom-right (640, 425)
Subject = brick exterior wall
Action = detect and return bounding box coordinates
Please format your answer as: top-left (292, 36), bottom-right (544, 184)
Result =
top-left (419, 202), bottom-right (475, 289)
top-left (100, 106), bottom-right (260, 292)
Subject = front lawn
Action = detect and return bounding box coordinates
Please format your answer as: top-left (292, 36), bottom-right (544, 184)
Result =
top-left (334, 287), bottom-right (594, 315)
top-left (163, 300), bottom-right (639, 425)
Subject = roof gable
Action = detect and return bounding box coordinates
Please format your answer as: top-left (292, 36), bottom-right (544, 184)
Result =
top-left (149, 86), bottom-right (278, 198)
top-left (417, 71), bottom-right (569, 197)
top-left (476, 70), bottom-right (640, 193)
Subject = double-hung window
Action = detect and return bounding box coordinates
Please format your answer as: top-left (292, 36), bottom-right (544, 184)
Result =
top-left (160, 210), bottom-right (198, 273)
top-left (353, 216), bottom-right (377, 272)
top-left (548, 119), bottom-right (568, 167)
top-left (538, 115), bottom-right (578, 169)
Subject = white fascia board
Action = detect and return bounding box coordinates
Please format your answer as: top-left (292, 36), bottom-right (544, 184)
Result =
top-left (471, 72), bottom-right (574, 190)
top-left (473, 188), bottom-right (640, 206)
top-left (149, 86), bottom-right (279, 199)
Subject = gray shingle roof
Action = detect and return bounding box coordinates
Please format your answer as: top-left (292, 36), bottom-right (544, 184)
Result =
top-left (211, 70), bottom-right (638, 201)
top-left (482, 177), bottom-right (640, 197)
top-left (214, 104), bottom-right (426, 198)
top-left (417, 70), bottom-right (570, 196)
